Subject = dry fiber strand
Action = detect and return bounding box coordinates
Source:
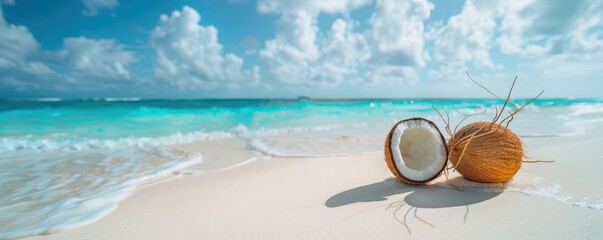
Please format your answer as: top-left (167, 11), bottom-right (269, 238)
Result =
top-left (442, 72), bottom-right (544, 183)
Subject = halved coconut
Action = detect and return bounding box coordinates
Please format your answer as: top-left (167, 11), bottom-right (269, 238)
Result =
top-left (384, 117), bottom-right (448, 184)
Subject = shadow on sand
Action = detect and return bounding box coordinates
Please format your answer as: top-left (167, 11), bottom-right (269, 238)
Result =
top-left (325, 180), bottom-right (412, 208)
top-left (326, 178), bottom-right (500, 209)
top-left (325, 178), bottom-right (501, 232)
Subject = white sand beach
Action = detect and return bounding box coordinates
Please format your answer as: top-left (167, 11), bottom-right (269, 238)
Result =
top-left (3, 0), bottom-right (603, 239)
top-left (25, 130), bottom-right (603, 240)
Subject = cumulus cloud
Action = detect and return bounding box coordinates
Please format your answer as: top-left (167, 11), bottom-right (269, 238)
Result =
top-left (368, 0), bottom-right (432, 67)
top-left (258, 11), bottom-right (321, 85)
top-left (425, 1), bottom-right (504, 80)
top-left (57, 37), bottom-right (136, 79)
top-left (0, 5), bottom-right (40, 69)
top-left (256, 0), bottom-right (602, 91)
top-left (0, 5), bottom-right (138, 94)
top-left (258, 0), bottom-right (432, 87)
top-left (3, 1), bottom-right (601, 97)
top-left (316, 19), bottom-right (366, 84)
top-left (498, 0), bottom-right (603, 57)
top-left (501, 1), bottom-right (603, 95)
top-left (426, 0), bottom-right (603, 82)
top-left (257, 0), bottom-right (370, 14)
top-left (363, 0), bottom-right (432, 84)
top-left (0, 5), bottom-right (58, 92)
top-left (81, 0), bottom-right (118, 16)
top-left (150, 6), bottom-right (258, 89)
top-left (427, 1), bottom-right (501, 68)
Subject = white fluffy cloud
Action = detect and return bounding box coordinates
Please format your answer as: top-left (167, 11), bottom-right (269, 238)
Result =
top-left (258, 8), bottom-right (365, 86)
top-left (0, 6), bottom-right (58, 91)
top-left (259, 14), bottom-right (368, 86)
top-left (426, 0), bottom-right (603, 83)
top-left (150, 6), bottom-right (258, 89)
top-left (363, 0), bottom-right (432, 84)
top-left (316, 19), bottom-right (366, 84)
top-left (368, 0), bottom-right (432, 67)
top-left (425, 1), bottom-right (503, 80)
top-left (3, 1), bottom-right (602, 97)
top-left (258, 0), bottom-right (432, 87)
top-left (498, 0), bottom-right (603, 57)
top-left (57, 37), bottom-right (136, 79)
top-left (0, 5), bottom-right (40, 69)
top-left (81, 0), bottom-right (118, 16)
top-left (427, 1), bottom-right (501, 69)
top-left (503, 1), bottom-right (603, 96)
top-left (0, 5), bottom-right (138, 93)
top-left (257, 0), bottom-right (370, 14)
top-left (259, 11), bottom-right (319, 85)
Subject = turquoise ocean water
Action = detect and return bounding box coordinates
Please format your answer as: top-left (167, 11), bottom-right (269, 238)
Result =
top-left (1, 98), bottom-right (603, 238)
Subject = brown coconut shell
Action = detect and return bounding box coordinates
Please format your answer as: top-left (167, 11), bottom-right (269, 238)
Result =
top-left (384, 117), bottom-right (448, 185)
top-left (448, 121), bottom-right (523, 183)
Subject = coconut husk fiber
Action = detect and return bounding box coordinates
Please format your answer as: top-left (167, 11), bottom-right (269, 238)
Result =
top-left (447, 121), bottom-right (523, 183)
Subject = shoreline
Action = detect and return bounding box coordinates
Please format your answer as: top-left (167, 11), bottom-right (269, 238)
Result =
top-left (24, 132), bottom-right (603, 240)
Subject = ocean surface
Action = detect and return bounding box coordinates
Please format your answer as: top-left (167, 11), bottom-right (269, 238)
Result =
top-left (1, 98), bottom-right (603, 238)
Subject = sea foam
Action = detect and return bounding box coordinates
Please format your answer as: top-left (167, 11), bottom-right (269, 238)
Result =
top-left (0, 148), bottom-right (202, 239)
top-left (434, 173), bottom-right (603, 210)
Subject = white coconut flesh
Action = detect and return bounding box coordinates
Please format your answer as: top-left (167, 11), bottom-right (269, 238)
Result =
top-left (390, 120), bottom-right (447, 182)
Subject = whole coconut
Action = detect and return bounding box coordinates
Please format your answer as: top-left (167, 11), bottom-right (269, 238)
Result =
top-left (447, 121), bottom-right (523, 183)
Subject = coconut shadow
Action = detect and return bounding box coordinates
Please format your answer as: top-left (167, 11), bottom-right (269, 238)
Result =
top-left (325, 178), bottom-right (501, 209)
top-left (325, 180), bottom-right (412, 208)
top-left (326, 178), bottom-right (502, 232)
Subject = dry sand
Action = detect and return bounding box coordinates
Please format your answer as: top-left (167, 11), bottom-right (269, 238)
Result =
top-left (26, 134), bottom-right (603, 240)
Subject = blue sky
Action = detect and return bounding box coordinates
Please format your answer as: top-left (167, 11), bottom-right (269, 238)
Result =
top-left (0, 0), bottom-right (601, 98)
